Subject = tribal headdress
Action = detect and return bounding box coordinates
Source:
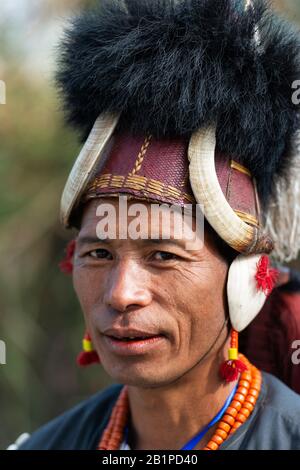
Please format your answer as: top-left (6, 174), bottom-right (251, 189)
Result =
top-left (56, 0), bottom-right (300, 371)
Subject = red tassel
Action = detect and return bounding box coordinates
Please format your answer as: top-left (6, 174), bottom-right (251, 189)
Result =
top-left (219, 329), bottom-right (248, 382)
top-left (59, 240), bottom-right (76, 275)
top-left (219, 359), bottom-right (248, 383)
top-left (76, 350), bottom-right (101, 367)
top-left (76, 331), bottom-right (101, 367)
top-left (255, 255), bottom-right (279, 296)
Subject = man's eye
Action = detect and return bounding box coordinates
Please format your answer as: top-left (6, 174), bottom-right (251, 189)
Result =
top-left (88, 249), bottom-right (113, 260)
top-left (152, 251), bottom-right (178, 261)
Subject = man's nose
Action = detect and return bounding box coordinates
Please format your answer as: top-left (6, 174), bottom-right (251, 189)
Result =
top-left (104, 259), bottom-right (152, 312)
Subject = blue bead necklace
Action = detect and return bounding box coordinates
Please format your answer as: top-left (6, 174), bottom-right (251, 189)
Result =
top-left (123, 382), bottom-right (238, 450)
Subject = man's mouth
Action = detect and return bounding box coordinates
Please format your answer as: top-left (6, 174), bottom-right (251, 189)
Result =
top-left (102, 329), bottom-right (167, 355)
top-left (107, 334), bottom-right (163, 342)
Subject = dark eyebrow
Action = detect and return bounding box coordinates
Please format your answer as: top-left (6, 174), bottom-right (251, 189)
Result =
top-left (145, 238), bottom-right (185, 247)
top-left (76, 236), bottom-right (110, 247)
top-left (76, 236), bottom-right (186, 248)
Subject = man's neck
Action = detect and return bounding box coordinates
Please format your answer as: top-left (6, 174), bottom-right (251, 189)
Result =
top-left (127, 338), bottom-right (235, 450)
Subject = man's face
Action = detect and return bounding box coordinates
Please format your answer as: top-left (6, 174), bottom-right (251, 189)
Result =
top-left (73, 197), bottom-right (229, 387)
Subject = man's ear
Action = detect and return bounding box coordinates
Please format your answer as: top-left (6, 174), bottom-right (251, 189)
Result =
top-left (59, 239), bottom-right (76, 274)
top-left (205, 220), bottom-right (238, 265)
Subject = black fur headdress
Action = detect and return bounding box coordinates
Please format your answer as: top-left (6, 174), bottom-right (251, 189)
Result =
top-left (56, 0), bottom-right (300, 260)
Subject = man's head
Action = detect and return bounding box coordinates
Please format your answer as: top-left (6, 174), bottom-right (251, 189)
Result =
top-left (73, 197), bottom-right (235, 387)
top-left (57, 0), bottom-right (300, 385)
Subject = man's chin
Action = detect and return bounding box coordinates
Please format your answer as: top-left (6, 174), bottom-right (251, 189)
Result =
top-left (102, 363), bottom-right (174, 388)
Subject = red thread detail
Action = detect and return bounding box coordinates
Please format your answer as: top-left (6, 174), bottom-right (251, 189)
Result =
top-left (59, 240), bottom-right (76, 274)
top-left (219, 359), bottom-right (248, 382)
top-left (255, 255), bottom-right (279, 296)
top-left (84, 331), bottom-right (92, 341)
top-left (76, 350), bottom-right (101, 367)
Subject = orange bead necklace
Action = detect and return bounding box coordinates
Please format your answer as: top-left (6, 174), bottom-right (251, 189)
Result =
top-left (98, 354), bottom-right (261, 450)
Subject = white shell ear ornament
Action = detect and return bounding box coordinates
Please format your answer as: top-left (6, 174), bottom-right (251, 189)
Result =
top-left (227, 254), bottom-right (279, 333)
top-left (220, 254), bottom-right (279, 382)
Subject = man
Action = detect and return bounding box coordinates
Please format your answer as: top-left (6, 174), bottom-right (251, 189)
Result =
top-left (15, 0), bottom-right (300, 450)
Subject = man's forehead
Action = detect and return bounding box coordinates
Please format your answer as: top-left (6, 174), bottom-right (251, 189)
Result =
top-left (81, 197), bottom-right (196, 222)
top-left (82, 197), bottom-right (187, 214)
top-left (78, 197), bottom-right (203, 251)
top-left (77, 198), bottom-right (202, 252)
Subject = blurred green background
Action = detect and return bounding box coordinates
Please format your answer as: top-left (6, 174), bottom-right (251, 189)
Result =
top-left (0, 0), bottom-right (299, 449)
